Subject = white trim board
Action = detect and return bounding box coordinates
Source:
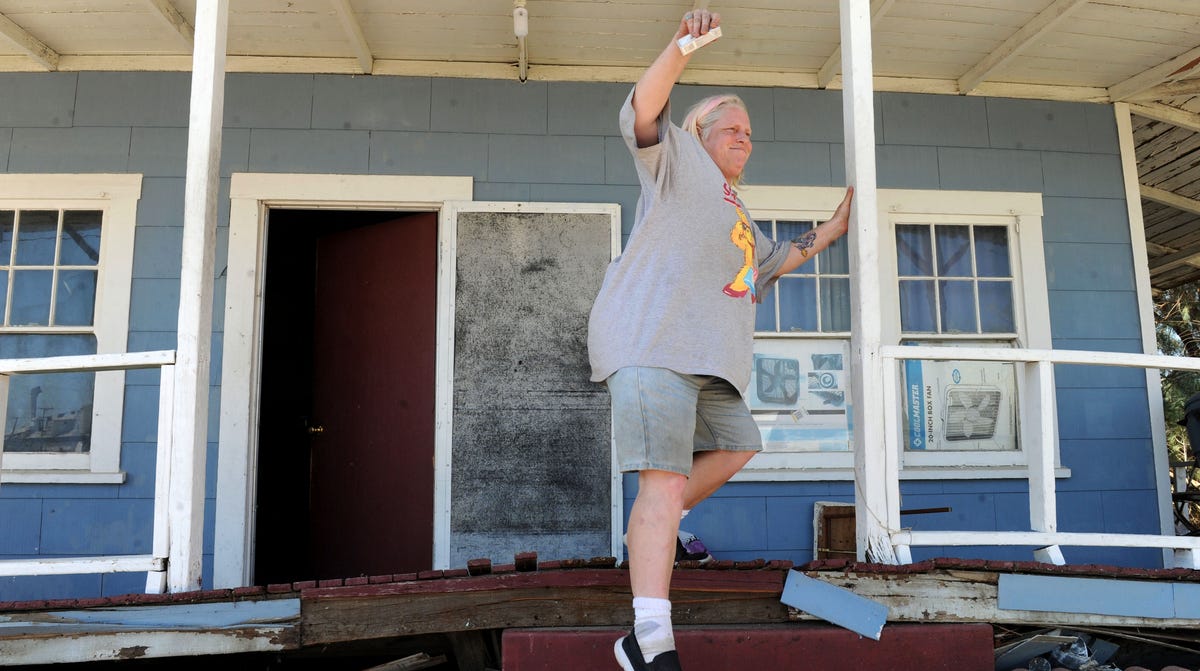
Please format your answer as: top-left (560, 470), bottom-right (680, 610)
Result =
top-left (214, 174), bottom-right (472, 589)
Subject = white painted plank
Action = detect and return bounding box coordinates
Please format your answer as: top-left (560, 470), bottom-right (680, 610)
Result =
top-left (0, 555), bottom-right (163, 577)
top-left (0, 629), bottom-right (293, 666)
top-left (840, 0), bottom-right (894, 565)
top-left (894, 530), bottom-right (1200, 550)
top-left (1110, 44), bottom-right (1200, 101)
top-left (0, 350), bottom-right (174, 375)
top-left (957, 0), bottom-right (1088, 93)
top-left (331, 0), bottom-right (373, 74)
top-left (1128, 102), bottom-right (1200, 133)
top-left (1116, 102), bottom-right (1177, 565)
top-left (0, 11), bottom-right (59, 69)
top-left (169, 0), bottom-right (227, 594)
top-left (880, 344), bottom-right (1200, 372)
top-left (1025, 360), bottom-right (1057, 533)
top-left (144, 0), bottom-right (193, 47)
top-left (0, 598), bottom-right (299, 629)
top-left (146, 364), bottom-right (175, 595)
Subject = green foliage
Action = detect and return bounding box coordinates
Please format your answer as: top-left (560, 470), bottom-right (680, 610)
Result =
top-left (1157, 281), bottom-right (1200, 529)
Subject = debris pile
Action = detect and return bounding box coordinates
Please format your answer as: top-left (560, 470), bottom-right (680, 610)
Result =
top-left (997, 627), bottom-right (1200, 671)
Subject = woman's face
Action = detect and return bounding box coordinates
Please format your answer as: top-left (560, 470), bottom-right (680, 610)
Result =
top-left (701, 105), bottom-right (753, 182)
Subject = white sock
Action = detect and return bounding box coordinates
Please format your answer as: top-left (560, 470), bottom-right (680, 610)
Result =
top-left (632, 596), bottom-right (675, 661)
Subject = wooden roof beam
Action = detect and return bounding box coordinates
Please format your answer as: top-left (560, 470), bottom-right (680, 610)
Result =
top-left (957, 0), bottom-right (1088, 95)
top-left (1142, 185), bottom-right (1200, 218)
top-left (145, 0), bottom-right (194, 48)
top-left (1127, 102), bottom-right (1200, 134)
top-left (1109, 44), bottom-right (1200, 102)
top-left (816, 0), bottom-right (893, 89)
top-left (332, 0), bottom-right (373, 75)
top-left (1126, 78), bottom-right (1200, 103)
top-left (0, 11), bottom-right (59, 70)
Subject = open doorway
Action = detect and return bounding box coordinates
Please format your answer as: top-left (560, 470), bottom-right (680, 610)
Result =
top-left (252, 208), bottom-right (438, 584)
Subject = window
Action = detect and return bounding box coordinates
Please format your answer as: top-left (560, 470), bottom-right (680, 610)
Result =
top-left (0, 175), bottom-right (141, 483)
top-left (735, 187), bottom-right (1050, 480)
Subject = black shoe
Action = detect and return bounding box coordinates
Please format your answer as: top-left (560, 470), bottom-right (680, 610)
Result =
top-left (614, 630), bottom-right (682, 671)
top-left (674, 534), bottom-right (713, 565)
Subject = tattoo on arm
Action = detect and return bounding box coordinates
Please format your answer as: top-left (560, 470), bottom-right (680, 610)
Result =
top-left (791, 230), bottom-right (817, 258)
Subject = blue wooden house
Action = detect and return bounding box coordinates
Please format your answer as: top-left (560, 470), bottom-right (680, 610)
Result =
top-left (1, 0), bottom-right (1199, 615)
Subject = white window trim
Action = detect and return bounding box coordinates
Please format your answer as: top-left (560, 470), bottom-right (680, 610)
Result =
top-left (732, 186), bottom-right (1061, 481)
top-left (0, 174), bottom-right (141, 483)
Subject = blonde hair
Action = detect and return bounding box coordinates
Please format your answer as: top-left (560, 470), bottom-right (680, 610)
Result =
top-left (682, 94), bottom-right (750, 186)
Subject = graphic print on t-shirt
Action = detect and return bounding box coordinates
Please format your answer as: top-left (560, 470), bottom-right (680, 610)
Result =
top-left (721, 182), bottom-right (758, 301)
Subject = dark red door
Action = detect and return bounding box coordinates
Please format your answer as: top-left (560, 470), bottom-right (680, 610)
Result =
top-left (307, 212), bottom-right (438, 578)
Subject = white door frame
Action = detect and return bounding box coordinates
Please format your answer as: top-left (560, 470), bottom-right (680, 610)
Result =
top-left (213, 173), bottom-right (472, 588)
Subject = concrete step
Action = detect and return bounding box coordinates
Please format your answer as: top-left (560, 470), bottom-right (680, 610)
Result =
top-left (502, 623), bottom-right (993, 671)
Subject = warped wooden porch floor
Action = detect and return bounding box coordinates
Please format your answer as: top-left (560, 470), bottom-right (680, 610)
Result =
top-left (2, 555), bottom-right (1200, 668)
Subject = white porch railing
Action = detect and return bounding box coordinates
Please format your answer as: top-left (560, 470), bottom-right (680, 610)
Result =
top-left (0, 350), bottom-right (176, 594)
top-left (879, 344), bottom-right (1200, 569)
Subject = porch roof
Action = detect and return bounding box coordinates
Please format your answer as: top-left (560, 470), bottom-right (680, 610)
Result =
top-left (1, 1), bottom-right (1199, 292)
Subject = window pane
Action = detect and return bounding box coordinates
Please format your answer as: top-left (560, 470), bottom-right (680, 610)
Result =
top-left (15, 211), bottom-right (58, 266)
top-left (0, 211), bottom-right (13, 263)
top-left (10, 269), bottom-right (52, 326)
top-left (60, 211), bottom-right (102, 266)
top-left (776, 221), bottom-right (813, 270)
top-left (822, 233), bottom-right (850, 274)
top-left (0, 334), bottom-right (96, 454)
top-left (755, 294), bottom-right (777, 331)
top-left (896, 225), bottom-right (932, 275)
top-left (778, 276), bottom-right (817, 332)
top-left (0, 271), bottom-right (7, 319)
top-left (899, 279), bottom-right (936, 332)
top-left (821, 277), bottom-right (851, 332)
top-left (935, 225), bottom-right (971, 277)
top-left (975, 226), bottom-right (1011, 277)
top-left (979, 280), bottom-right (1015, 332)
top-left (939, 280), bottom-right (977, 332)
top-left (54, 270), bottom-right (97, 326)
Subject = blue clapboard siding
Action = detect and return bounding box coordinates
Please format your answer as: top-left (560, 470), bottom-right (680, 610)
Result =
top-left (0, 71), bottom-right (1160, 600)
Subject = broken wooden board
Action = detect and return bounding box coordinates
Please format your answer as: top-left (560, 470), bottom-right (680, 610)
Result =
top-left (0, 598), bottom-right (300, 666)
top-left (789, 570), bottom-right (1200, 628)
top-left (781, 569), bottom-right (887, 639)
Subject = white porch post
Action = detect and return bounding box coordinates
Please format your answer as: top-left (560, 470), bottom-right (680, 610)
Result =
top-left (840, 0), bottom-right (897, 563)
top-left (169, 0), bottom-right (228, 592)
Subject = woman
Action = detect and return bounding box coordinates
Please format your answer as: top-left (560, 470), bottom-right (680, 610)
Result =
top-left (587, 9), bottom-right (854, 671)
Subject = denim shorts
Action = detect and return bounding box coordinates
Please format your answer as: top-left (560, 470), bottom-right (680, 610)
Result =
top-left (606, 367), bottom-right (763, 476)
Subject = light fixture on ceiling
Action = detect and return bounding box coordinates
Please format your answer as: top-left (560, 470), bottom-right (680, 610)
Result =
top-left (514, 0), bottom-right (529, 82)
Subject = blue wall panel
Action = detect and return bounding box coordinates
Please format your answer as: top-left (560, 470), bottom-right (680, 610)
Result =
top-left (548, 82), bottom-right (627, 136)
top-left (224, 74), bottom-right (314, 129)
top-left (487, 134), bottom-right (606, 183)
top-left (75, 72), bottom-right (189, 127)
top-left (0, 128), bottom-right (11, 170)
top-left (248, 129), bottom-right (370, 174)
top-left (0, 73), bottom-right (77, 127)
top-left (431, 78), bottom-right (547, 134)
top-left (773, 88), bottom-right (874, 143)
top-left (985, 98), bottom-right (1094, 152)
top-left (1044, 242), bottom-right (1136, 291)
top-left (369, 131), bottom-right (488, 178)
top-left (128, 127), bottom-right (188, 177)
top-left (9, 127), bottom-right (132, 172)
top-left (41, 499), bottom-right (152, 554)
top-left (1041, 197), bottom-right (1130, 244)
top-left (1059, 439), bottom-right (1156, 491)
top-left (0, 74), bottom-right (1166, 602)
top-left (882, 93), bottom-right (989, 148)
top-left (312, 74), bottom-right (431, 131)
top-left (937, 147), bottom-right (1044, 192)
top-left (0, 499), bottom-right (41, 554)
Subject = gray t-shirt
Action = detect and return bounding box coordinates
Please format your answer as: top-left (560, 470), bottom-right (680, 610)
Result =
top-left (588, 89), bottom-right (789, 392)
